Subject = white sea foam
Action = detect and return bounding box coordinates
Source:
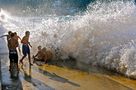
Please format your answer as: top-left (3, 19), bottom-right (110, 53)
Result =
top-left (0, 0), bottom-right (136, 78)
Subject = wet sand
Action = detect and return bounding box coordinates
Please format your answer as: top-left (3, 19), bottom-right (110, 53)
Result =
top-left (0, 54), bottom-right (136, 90)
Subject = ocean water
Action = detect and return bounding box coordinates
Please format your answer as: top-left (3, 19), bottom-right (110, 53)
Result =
top-left (0, 0), bottom-right (136, 78)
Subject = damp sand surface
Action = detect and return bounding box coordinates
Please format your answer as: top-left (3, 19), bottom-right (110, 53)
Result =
top-left (0, 54), bottom-right (136, 90)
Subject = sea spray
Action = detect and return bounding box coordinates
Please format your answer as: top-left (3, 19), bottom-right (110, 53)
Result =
top-left (1, 0), bottom-right (136, 78)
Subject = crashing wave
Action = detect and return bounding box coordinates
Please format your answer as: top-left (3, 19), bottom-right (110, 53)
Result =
top-left (1, 0), bottom-right (136, 78)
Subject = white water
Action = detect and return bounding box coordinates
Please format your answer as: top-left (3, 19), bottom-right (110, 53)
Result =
top-left (1, 1), bottom-right (136, 78)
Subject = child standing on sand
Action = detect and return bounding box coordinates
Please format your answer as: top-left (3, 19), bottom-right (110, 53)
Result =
top-left (8, 33), bottom-right (19, 70)
top-left (20, 31), bottom-right (33, 65)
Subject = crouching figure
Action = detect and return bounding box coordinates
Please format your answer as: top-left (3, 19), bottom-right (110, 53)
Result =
top-left (33, 46), bottom-right (53, 64)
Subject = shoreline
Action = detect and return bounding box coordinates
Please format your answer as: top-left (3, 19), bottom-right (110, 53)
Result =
top-left (0, 53), bottom-right (136, 90)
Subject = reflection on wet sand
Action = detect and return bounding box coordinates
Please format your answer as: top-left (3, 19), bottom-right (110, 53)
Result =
top-left (0, 55), bottom-right (23, 90)
top-left (37, 67), bottom-right (80, 87)
top-left (20, 65), bottom-right (55, 90)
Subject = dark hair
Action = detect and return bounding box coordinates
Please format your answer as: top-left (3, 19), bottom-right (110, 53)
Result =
top-left (14, 32), bottom-right (17, 35)
top-left (10, 33), bottom-right (15, 37)
top-left (8, 31), bottom-right (12, 35)
top-left (25, 31), bottom-right (30, 35)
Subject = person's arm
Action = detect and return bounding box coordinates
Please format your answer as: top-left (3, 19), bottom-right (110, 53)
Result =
top-left (0, 35), bottom-right (8, 38)
top-left (18, 36), bottom-right (21, 41)
top-left (21, 37), bottom-right (24, 44)
top-left (15, 40), bottom-right (19, 49)
top-left (27, 36), bottom-right (32, 48)
top-left (34, 53), bottom-right (38, 57)
top-left (28, 42), bottom-right (32, 48)
top-left (33, 51), bottom-right (39, 58)
top-left (17, 46), bottom-right (21, 55)
top-left (15, 40), bottom-right (21, 55)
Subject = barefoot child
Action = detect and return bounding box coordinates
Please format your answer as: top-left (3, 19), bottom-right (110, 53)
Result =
top-left (8, 33), bottom-right (19, 70)
top-left (20, 31), bottom-right (33, 65)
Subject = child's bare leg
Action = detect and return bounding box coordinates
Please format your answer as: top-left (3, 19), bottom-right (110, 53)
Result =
top-left (20, 55), bottom-right (26, 64)
top-left (28, 54), bottom-right (32, 65)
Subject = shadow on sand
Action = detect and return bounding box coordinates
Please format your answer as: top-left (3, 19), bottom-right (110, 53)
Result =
top-left (33, 66), bottom-right (80, 87)
top-left (21, 65), bottom-right (55, 90)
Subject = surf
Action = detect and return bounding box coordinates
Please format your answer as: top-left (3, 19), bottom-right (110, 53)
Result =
top-left (0, 0), bottom-right (136, 79)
